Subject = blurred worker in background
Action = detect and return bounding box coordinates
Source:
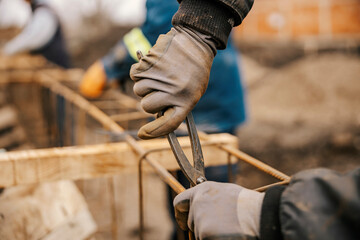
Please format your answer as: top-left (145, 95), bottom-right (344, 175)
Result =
top-left (79, 0), bottom-right (248, 238)
top-left (3, 0), bottom-right (71, 147)
top-left (3, 0), bottom-right (70, 68)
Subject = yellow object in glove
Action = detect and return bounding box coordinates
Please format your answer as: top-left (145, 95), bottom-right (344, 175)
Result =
top-left (79, 61), bottom-right (107, 98)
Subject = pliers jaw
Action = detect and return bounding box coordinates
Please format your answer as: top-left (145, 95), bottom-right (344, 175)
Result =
top-left (167, 112), bottom-right (206, 187)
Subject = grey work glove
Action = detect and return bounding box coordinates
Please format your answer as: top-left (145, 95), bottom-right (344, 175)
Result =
top-left (130, 26), bottom-right (216, 139)
top-left (173, 181), bottom-right (265, 240)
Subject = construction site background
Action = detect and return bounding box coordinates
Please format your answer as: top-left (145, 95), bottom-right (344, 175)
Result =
top-left (0, 0), bottom-right (359, 239)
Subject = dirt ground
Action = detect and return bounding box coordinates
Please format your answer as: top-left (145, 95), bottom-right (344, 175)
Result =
top-left (237, 52), bottom-right (360, 188)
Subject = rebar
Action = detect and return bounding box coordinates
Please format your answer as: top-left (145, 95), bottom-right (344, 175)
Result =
top-left (197, 132), bottom-right (290, 181)
top-left (254, 179), bottom-right (290, 192)
top-left (35, 71), bottom-right (291, 240)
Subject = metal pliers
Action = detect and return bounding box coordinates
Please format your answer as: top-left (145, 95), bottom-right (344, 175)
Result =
top-left (136, 50), bottom-right (206, 187)
top-left (167, 112), bottom-right (206, 187)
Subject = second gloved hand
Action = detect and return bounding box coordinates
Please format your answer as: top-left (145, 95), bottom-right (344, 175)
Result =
top-left (130, 26), bottom-right (217, 139)
top-left (174, 181), bottom-right (264, 240)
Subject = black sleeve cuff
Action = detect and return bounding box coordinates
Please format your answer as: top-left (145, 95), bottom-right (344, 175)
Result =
top-left (172, 0), bottom-right (234, 49)
top-left (260, 185), bottom-right (285, 240)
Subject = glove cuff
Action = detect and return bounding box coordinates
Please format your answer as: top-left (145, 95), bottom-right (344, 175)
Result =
top-left (260, 186), bottom-right (285, 240)
top-left (172, 0), bottom-right (234, 49)
top-left (236, 188), bottom-right (265, 237)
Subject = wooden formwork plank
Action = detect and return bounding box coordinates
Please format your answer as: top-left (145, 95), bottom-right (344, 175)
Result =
top-left (0, 133), bottom-right (237, 187)
top-left (0, 155), bottom-right (15, 186)
top-left (0, 69), bottom-right (83, 84)
top-left (40, 68), bottom-right (84, 83)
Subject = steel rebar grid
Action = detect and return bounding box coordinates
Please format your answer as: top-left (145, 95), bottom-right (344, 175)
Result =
top-left (2, 59), bottom-right (292, 239)
top-left (254, 179), bottom-right (291, 192)
top-left (37, 72), bottom-right (291, 239)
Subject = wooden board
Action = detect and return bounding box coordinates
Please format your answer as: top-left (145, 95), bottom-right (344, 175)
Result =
top-left (0, 181), bottom-right (96, 240)
top-left (0, 133), bottom-right (238, 187)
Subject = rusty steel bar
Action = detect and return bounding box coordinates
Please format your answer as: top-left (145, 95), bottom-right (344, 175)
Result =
top-left (110, 111), bottom-right (151, 122)
top-left (254, 179), bottom-right (290, 192)
top-left (39, 71), bottom-right (290, 183)
top-left (108, 177), bottom-right (118, 240)
top-left (139, 158), bottom-right (145, 240)
top-left (227, 153), bottom-right (234, 183)
top-left (138, 147), bottom-right (188, 240)
top-left (220, 145), bottom-right (290, 181)
top-left (196, 131), bottom-right (290, 181)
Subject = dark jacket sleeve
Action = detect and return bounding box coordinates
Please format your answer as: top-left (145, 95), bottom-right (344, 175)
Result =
top-left (172, 0), bottom-right (254, 49)
top-left (260, 168), bottom-right (360, 240)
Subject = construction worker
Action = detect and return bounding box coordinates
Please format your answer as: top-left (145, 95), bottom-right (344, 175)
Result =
top-left (3, 0), bottom-right (70, 68)
top-left (126, 1), bottom-right (360, 239)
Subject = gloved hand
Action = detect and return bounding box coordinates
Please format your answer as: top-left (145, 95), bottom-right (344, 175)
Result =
top-left (79, 61), bottom-right (107, 98)
top-left (130, 26), bottom-right (217, 139)
top-left (173, 181), bottom-right (264, 240)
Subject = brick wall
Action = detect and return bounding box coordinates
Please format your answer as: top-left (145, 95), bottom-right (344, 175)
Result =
top-left (234, 0), bottom-right (360, 42)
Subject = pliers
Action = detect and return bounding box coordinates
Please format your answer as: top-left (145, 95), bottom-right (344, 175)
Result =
top-left (136, 50), bottom-right (206, 187)
top-left (167, 112), bottom-right (206, 187)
